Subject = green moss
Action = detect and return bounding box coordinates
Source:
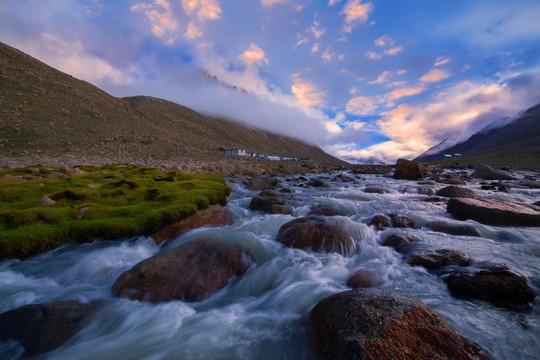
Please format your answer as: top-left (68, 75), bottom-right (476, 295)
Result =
top-left (0, 164), bottom-right (231, 259)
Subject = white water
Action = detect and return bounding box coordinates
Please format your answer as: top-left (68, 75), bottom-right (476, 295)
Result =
top-left (1, 171), bottom-right (539, 359)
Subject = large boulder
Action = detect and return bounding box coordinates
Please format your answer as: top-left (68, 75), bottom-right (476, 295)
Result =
top-left (435, 185), bottom-right (480, 199)
top-left (448, 198), bottom-right (540, 226)
top-left (393, 158), bottom-right (426, 180)
top-left (307, 177), bottom-right (327, 187)
top-left (0, 301), bottom-right (100, 357)
top-left (112, 239), bottom-right (253, 302)
top-left (246, 177), bottom-right (282, 190)
top-left (311, 289), bottom-right (491, 360)
top-left (444, 268), bottom-right (536, 310)
top-left (406, 249), bottom-right (472, 270)
top-left (152, 205), bottom-right (234, 245)
top-left (249, 196), bottom-right (285, 211)
top-left (276, 216), bottom-right (356, 255)
top-left (309, 205), bottom-right (347, 217)
top-left (472, 164), bottom-right (517, 180)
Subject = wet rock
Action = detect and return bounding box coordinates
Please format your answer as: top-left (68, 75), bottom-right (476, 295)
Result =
top-left (389, 213), bottom-right (414, 228)
top-left (152, 205), bottom-right (234, 245)
top-left (427, 221), bottom-right (482, 237)
top-left (393, 158), bottom-right (426, 180)
top-left (311, 289), bottom-right (491, 360)
top-left (246, 177), bottom-right (282, 190)
top-left (307, 178), bottom-right (326, 187)
top-left (348, 195), bottom-right (371, 202)
top-left (112, 239), bottom-right (253, 302)
top-left (436, 185), bottom-right (480, 199)
top-left (332, 174), bottom-right (355, 183)
top-left (276, 216), bottom-right (356, 255)
top-left (270, 204), bottom-right (292, 215)
top-left (472, 164), bottom-right (517, 180)
top-left (347, 270), bottom-right (379, 288)
top-left (250, 196), bottom-right (285, 211)
top-left (310, 205), bottom-right (347, 217)
top-left (448, 198), bottom-right (540, 226)
top-left (407, 249), bottom-right (472, 270)
top-left (420, 196), bottom-right (443, 202)
top-left (444, 269), bottom-right (536, 310)
top-left (0, 301), bottom-right (101, 357)
top-left (518, 180), bottom-right (540, 189)
top-left (368, 214), bottom-right (389, 230)
top-left (381, 234), bottom-right (417, 252)
top-left (363, 185), bottom-right (392, 194)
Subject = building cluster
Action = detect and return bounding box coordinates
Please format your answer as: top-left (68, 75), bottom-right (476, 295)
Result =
top-left (224, 148), bottom-right (300, 162)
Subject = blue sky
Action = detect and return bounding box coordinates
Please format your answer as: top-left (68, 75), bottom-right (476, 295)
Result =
top-left (1, 0), bottom-right (540, 163)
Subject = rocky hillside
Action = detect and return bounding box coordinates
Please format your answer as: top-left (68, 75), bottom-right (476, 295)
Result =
top-left (414, 103), bottom-right (540, 167)
top-left (0, 42), bottom-right (346, 166)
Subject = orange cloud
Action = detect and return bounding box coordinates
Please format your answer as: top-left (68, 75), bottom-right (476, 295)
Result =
top-left (369, 70), bottom-right (390, 84)
top-left (261, 0), bottom-right (287, 7)
top-left (365, 51), bottom-right (381, 60)
top-left (291, 74), bottom-right (325, 108)
top-left (386, 86), bottom-right (425, 100)
top-left (384, 46), bottom-right (403, 55)
top-left (131, 0), bottom-right (178, 44)
top-left (342, 0), bottom-right (373, 32)
top-left (374, 34), bottom-right (394, 47)
top-left (345, 96), bottom-right (379, 115)
top-left (181, 0), bottom-right (221, 21)
top-left (239, 43), bottom-right (269, 66)
top-left (420, 68), bottom-right (451, 83)
top-left (184, 22), bottom-right (203, 39)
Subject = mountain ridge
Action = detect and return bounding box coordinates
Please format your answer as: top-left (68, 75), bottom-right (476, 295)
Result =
top-left (0, 42), bottom-right (346, 166)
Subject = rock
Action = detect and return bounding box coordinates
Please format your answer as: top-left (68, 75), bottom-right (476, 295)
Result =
top-left (368, 214), bottom-right (389, 230)
top-left (348, 195), bottom-right (371, 202)
top-left (249, 196), bottom-right (285, 211)
top-left (332, 174), bottom-right (355, 183)
top-left (448, 198), bottom-right (540, 226)
top-left (518, 180), bottom-right (540, 189)
top-left (112, 239), bottom-right (253, 302)
top-left (420, 196), bottom-right (443, 202)
top-left (311, 289), bottom-right (491, 360)
top-left (25, 167), bottom-right (40, 174)
top-left (270, 204), bottom-right (292, 215)
top-left (393, 158), bottom-right (426, 180)
top-left (310, 205), bottom-right (347, 217)
top-left (0, 301), bottom-right (100, 357)
top-left (0, 174), bottom-right (23, 182)
top-left (363, 185), bottom-right (392, 194)
top-left (276, 216), bottom-right (356, 255)
top-left (389, 213), bottom-right (414, 228)
top-left (444, 269), bottom-right (536, 310)
top-left (87, 183), bottom-right (102, 189)
top-left (46, 171), bottom-right (69, 180)
top-left (427, 221), bottom-right (482, 237)
top-left (37, 194), bottom-right (56, 206)
top-left (151, 205), bottom-right (234, 245)
top-left (436, 185), bottom-right (480, 199)
top-left (307, 178), bottom-right (326, 187)
top-left (472, 164), bottom-right (517, 180)
top-left (347, 270), bottom-right (379, 288)
top-left (407, 249), bottom-right (472, 270)
top-left (258, 190), bottom-right (281, 197)
top-left (381, 234), bottom-right (417, 252)
top-left (246, 177), bottom-right (282, 190)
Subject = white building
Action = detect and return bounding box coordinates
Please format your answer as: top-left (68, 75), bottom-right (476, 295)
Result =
top-left (225, 149), bottom-right (247, 156)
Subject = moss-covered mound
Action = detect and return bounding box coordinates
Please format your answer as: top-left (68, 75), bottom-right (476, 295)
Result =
top-left (0, 164), bottom-right (231, 259)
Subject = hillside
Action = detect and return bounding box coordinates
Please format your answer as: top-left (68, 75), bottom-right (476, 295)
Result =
top-left (414, 103), bottom-right (540, 167)
top-left (0, 42), bottom-right (346, 166)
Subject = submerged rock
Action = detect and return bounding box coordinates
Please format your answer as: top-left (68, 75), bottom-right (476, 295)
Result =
top-left (407, 249), bottom-right (472, 270)
top-left (0, 301), bottom-right (101, 357)
top-left (112, 239), bottom-right (253, 302)
top-left (307, 178), bottom-right (327, 187)
top-left (472, 164), bottom-right (517, 180)
top-left (444, 268), bottom-right (536, 310)
top-left (393, 158), bottom-right (426, 180)
top-left (311, 289), bottom-right (492, 360)
top-left (363, 185), bottom-right (392, 194)
top-left (368, 214), bottom-right (389, 230)
top-left (448, 198), bottom-right (540, 226)
top-left (246, 177), bottom-right (282, 190)
top-left (436, 185), bottom-right (480, 199)
top-left (152, 205), bottom-right (234, 245)
top-left (381, 234), bottom-right (417, 252)
top-left (309, 205), bottom-right (347, 216)
top-left (276, 216), bottom-right (356, 255)
top-left (347, 270), bottom-right (380, 289)
top-left (389, 213), bottom-right (414, 228)
top-left (427, 221), bottom-right (482, 237)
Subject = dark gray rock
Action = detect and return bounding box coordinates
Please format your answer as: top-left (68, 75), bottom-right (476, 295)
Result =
top-left (368, 214), bottom-right (389, 230)
top-left (381, 234), bottom-right (417, 252)
top-left (448, 198), bottom-right (540, 226)
top-left (436, 185), bottom-right (480, 199)
top-left (406, 249), bottom-right (472, 270)
top-left (427, 221), bottom-right (482, 237)
top-left (389, 213), bottom-right (414, 228)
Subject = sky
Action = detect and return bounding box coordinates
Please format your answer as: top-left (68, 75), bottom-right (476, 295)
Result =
top-left (1, 0), bottom-right (540, 163)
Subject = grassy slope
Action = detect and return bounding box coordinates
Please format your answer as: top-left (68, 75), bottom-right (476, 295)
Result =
top-left (0, 164), bottom-right (231, 259)
top-left (0, 42), bottom-right (346, 166)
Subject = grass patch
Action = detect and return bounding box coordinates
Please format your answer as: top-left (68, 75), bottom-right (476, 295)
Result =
top-left (0, 164), bottom-right (231, 259)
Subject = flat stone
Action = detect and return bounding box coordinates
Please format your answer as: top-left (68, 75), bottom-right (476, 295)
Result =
top-left (448, 198), bottom-right (540, 226)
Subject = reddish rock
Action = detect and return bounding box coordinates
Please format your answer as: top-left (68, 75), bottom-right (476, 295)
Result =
top-left (393, 158), bottom-right (426, 180)
top-left (311, 289), bottom-right (492, 360)
top-left (444, 268), bottom-right (536, 310)
top-left (276, 216), bottom-right (356, 255)
top-left (407, 249), bottom-right (472, 270)
top-left (448, 198), bottom-right (540, 226)
top-left (152, 205), bottom-right (234, 245)
top-left (381, 234), bottom-right (417, 252)
top-left (347, 270), bottom-right (379, 288)
top-left (436, 185), bottom-right (480, 199)
top-left (368, 214), bottom-right (389, 230)
top-left (0, 174), bottom-right (23, 182)
top-left (112, 239), bottom-right (253, 302)
top-left (310, 205), bottom-right (347, 216)
top-left (389, 213), bottom-right (414, 228)
top-left (0, 301), bottom-right (100, 357)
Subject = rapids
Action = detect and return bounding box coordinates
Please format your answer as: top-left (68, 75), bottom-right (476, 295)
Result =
top-left (1, 171), bottom-right (539, 359)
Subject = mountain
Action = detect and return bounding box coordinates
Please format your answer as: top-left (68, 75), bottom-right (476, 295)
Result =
top-left (0, 42), bottom-right (346, 166)
top-left (414, 103), bottom-right (540, 167)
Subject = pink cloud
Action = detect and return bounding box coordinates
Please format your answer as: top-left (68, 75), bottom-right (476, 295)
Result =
top-left (345, 95), bottom-right (379, 115)
top-left (420, 68), bottom-right (451, 83)
top-left (131, 0), bottom-right (179, 44)
top-left (291, 74), bottom-right (326, 108)
top-left (239, 43), bottom-right (269, 66)
top-left (342, 0), bottom-right (373, 32)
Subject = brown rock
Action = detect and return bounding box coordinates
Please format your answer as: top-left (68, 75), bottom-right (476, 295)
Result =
top-left (112, 239), bottom-right (253, 302)
top-left (393, 158), bottom-right (426, 180)
top-left (37, 194), bottom-right (56, 206)
top-left (276, 216), bottom-right (356, 255)
top-left (152, 205), bottom-right (234, 245)
top-left (311, 289), bottom-right (492, 360)
top-left (0, 174), bottom-right (23, 182)
top-left (246, 177), bottom-right (282, 190)
top-left (347, 270), bottom-right (379, 288)
top-left (472, 164), bottom-right (517, 180)
top-left (436, 185), bottom-right (480, 199)
top-left (270, 204), bottom-right (292, 215)
top-left (310, 205), bottom-right (347, 216)
top-left (249, 196), bottom-right (285, 211)
top-left (406, 249), bottom-right (472, 270)
top-left (389, 213), bottom-right (414, 228)
top-left (368, 214), bottom-right (389, 230)
top-left (448, 198), bottom-right (540, 226)
top-left (0, 301), bottom-right (100, 357)
top-left (381, 234), bottom-right (417, 252)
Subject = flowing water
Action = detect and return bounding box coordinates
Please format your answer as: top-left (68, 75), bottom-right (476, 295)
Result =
top-left (1, 171), bottom-right (539, 359)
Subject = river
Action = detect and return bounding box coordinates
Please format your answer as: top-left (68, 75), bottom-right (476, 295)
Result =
top-left (1, 170), bottom-right (539, 359)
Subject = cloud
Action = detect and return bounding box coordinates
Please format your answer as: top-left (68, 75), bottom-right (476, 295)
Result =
top-left (181, 0), bottom-right (221, 21)
top-left (311, 43), bottom-right (320, 54)
top-left (184, 22), bottom-right (203, 39)
top-left (310, 19), bottom-right (326, 39)
top-left (374, 34), bottom-right (394, 47)
top-left (386, 86), bottom-right (425, 101)
top-left (291, 74), bottom-right (326, 108)
top-left (295, 37), bottom-right (308, 48)
top-left (341, 0), bottom-right (373, 32)
top-left (434, 56), bottom-right (450, 67)
top-left (420, 68), bottom-right (451, 83)
top-left (384, 46), bottom-right (403, 55)
top-left (84, 0), bottom-right (104, 17)
top-left (261, 0), bottom-right (287, 7)
top-left (131, 0), bottom-right (179, 44)
top-left (239, 43), bottom-right (269, 66)
top-left (364, 51), bottom-right (381, 60)
top-left (368, 70), bottom-right (390, 84)
top-left (328, 0), bottom-right (342, 5)
top-left (345, 96), bottom-right (379, 115)
top-left (321, 49), bottom-right (334, 62)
